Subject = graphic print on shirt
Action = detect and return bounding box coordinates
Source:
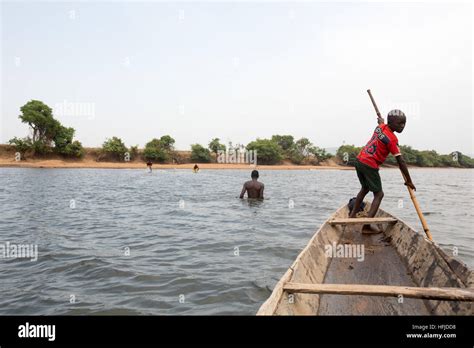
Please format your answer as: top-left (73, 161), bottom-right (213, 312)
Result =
top-left (364, 126), bottom-right (390, 156)
top-left (358, 124), bottom-right (400, 169)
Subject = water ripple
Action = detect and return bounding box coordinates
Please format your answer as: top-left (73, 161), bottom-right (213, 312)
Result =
top-left (0, 168), bottom-right (472, 314)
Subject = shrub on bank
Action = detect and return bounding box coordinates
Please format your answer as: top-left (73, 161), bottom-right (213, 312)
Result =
top-left (246, 139), bottom-right (283, 165)
top-left (143, 136), bottom-right (176, 163)
top-left (101, 137), bottom-right (128, 161)
top-left (336, 145), bottom-right (362, 166)
top-left (191, 144), bottom-right (211, 163)
top-left (208, 138), bottom-right (226, 161)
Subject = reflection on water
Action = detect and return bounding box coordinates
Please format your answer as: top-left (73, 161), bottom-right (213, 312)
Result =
top-left (0, 168), bottom-right (472, 314)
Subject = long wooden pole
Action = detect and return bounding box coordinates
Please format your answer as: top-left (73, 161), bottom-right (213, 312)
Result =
top-left (283, 282), bottom-right (474, 301)
top-left (366, 89), bottom-right (433, 241)
top-left (400, 171), bottom-right (433, 240)
top-left (367, 89), bottom-right (382, 118)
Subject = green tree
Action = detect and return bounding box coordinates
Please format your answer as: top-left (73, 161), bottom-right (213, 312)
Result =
top-left (287, 138), bottom-right (311, 164)
top-left (191, 144), bottom-right (211, 163)
top-left (456, 152), bottom-right (474, 168)
top-left (18, 100), bottom-right (59, 145)
top-left (285, 138), bottom-right (332, 164)
top-left (143, 136), bottom-right (175, 162)
top-left (440, 154), bottom-right (457, 167)
top-left (208, 138), bottom-right (226, 158)
top-left (308, 145), bottom-right (332, 162)
top-left (129, 145), bottom-right (139, 160)
top-left (336, 145), bottom-right (362, 166)
top-left (10, 100), bottom-right (84, 157)
top-left (52, 126), bottom-right (84, 157)
top-left (287, 147), bottom-right (304, 164)
top-left (295, 138), bottom-right (312, 154)
top-left (158, 135), bottom-right (175, 151)
top-left (8, 137), bottom-right (32, 157)
top-left (143, 138), bottom-right (169, 162)
top-left (53, 126), bottom-right (75, 150)
top-left (31, 140), bottom-right (50, 155)
top-left (101, 137), bottom-right (128, 161)
top-left (271, 135), bottom-right (295, 151)
top-left (418, 150), bottom-right (442, 167)
top-left (246, 139), bottom-right (283, 164)
top-left (61, 141), bottom-right (85, 158)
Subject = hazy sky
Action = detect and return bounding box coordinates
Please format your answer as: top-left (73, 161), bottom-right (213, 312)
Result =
top-left (1, 1), bottom-right (472, 154)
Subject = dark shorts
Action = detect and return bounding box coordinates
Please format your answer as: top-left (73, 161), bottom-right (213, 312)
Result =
top-left (355, 159), bottom-right (382, 193)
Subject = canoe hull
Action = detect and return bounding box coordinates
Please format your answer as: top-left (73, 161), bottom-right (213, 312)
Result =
top-left (257, 203), bottom-right (473, 315)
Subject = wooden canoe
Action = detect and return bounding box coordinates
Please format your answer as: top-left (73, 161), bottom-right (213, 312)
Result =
top-left (257, 203), bottom-right (473, 315)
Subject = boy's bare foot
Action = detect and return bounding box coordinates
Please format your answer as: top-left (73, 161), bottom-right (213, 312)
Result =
top-left (361, 224), bottom-right (381, 234)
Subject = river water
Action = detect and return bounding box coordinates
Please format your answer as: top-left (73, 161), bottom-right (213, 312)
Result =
top-left (0, 168), bottom-right (472, 314)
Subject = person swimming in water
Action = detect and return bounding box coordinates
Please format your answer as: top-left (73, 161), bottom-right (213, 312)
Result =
top-left (239, 170), bottom-right (264, 199)
top-left (146, 161), bottom-right (153, 173)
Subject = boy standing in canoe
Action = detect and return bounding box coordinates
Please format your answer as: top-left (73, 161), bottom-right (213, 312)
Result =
top-left (349, 110), bottom-right (416, 232)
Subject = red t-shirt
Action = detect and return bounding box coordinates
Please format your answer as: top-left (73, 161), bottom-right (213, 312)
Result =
top-left (357, 123), bottom-right (401, 169)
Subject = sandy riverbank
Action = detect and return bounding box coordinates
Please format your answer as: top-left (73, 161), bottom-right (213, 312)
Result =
top-left (0, 144), bottom-right (353, 170)
top-left (0, 157), bottom-right (353, 170)
top-left (1, 157), bottom-right (469, 170)
top-left (0, 144), bottom-right (356, 170)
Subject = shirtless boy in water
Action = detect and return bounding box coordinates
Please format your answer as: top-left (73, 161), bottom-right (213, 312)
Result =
top-left (239, 170), bottom-right (264, 199)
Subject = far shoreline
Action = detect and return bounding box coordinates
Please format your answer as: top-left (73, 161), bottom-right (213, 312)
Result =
top-left (0, 159), bottom-right (352, 170)
top-left (0, 159), bottom-right (471, 170)
top-left (1, 145), bottom-right (472, 170)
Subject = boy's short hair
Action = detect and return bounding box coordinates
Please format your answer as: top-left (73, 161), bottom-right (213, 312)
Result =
top-left (387, 109), bottom-right (406, 124)
top-left (251, 170), bottom-right (259, 178)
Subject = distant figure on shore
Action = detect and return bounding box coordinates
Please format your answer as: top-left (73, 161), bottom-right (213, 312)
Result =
top-left (240, 170), bottom-right (264, 199)
top-left (193, 164), bottom-right (199, 173)
top-left (146, 161), bottom-right (153, 173)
